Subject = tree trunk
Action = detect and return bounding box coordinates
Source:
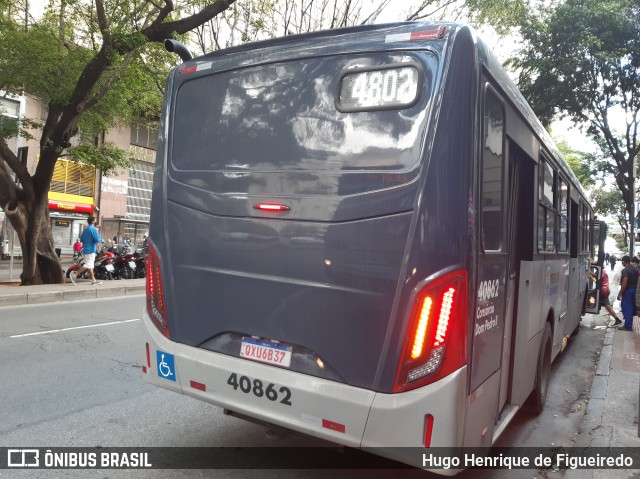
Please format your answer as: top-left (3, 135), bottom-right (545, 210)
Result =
top-left (5, 193), bottom-right (65, 286)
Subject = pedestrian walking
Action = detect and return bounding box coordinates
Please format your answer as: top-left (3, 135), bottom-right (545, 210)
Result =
top-left (605, 252), bottom-right (610, 265)
top-left (610, 255), bottom-right (617, 271)
top-left (616, 255), bottom-right (637, 331)
top-left (599, 267), bottom-right (622, 326)
top-left (69, 216), bottom-right (104, 286)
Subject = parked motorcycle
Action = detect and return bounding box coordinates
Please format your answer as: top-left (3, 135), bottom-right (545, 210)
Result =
top-left (94, 249), bottom-right (116, 280)
top-left (133, 248), bottom-right (146, 278)
top-left (113, 246), bottom-right (138, 280)
top-left (66, 254), bottom-right (90, 281)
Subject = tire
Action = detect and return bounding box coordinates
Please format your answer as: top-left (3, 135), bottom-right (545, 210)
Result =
top-left (570, 322), bottom-right (580, 337)
top-left (528, 322), bottom-right (552, 414)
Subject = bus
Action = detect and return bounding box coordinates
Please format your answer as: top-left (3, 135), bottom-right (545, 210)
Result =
top-left (141, 21), bottom-right (607, 472)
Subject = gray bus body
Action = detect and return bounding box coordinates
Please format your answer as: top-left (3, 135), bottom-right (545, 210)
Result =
top-left (142, 22), bottom-right (599, 472)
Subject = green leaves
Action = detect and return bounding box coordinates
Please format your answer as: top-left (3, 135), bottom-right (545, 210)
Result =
top-left (466, 0), bottom-right (528, 36)
top-left (507, 0), bottom-right (640, 233)
top-left (556, 138), bottom-right (598, 189)
top-left (512, 0), bottom-right (640, 128)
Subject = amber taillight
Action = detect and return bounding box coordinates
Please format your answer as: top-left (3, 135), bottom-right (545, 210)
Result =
top-left (146, 241), bottom-right (169, 337)
top-left (394, 269), bottom-right (468, 392)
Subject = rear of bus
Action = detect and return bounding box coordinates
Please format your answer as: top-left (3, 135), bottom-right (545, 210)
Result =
top-left (142, 22), bottom-right (477, 469)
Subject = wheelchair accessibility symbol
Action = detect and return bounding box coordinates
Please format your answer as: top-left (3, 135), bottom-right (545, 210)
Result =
top-left (156, 350), bottom-right (176, 382)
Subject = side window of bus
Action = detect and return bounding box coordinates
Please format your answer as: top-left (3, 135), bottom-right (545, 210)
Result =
top-left (537, 157), bottom-right (568, 253)
top-left (580, 201), bottom-right (590, 252)
top-left (558, 177), bottom-right (569, 252)
top-left (481, 86), bottom-right (505, 252)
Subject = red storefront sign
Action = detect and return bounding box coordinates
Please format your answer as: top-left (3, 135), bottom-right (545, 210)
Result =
top-left (48, 200), bottom-right (94, 214)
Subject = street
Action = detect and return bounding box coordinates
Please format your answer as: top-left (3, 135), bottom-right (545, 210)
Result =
top-left (0, 295), bottom-right (609, 478)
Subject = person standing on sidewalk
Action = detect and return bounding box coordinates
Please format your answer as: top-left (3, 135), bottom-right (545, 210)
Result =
top-left (616, 255), bottom-right (637, 331)
top-left (72, 238), bottom-right (82, 259)
top-left (69, 216), bottom-right (104, 286)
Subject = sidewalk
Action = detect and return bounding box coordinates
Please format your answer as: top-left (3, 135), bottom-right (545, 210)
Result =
top-left (564, 316), bottom-right (640, 479)
top-left (0, 256), bottom-right (145, 305)
top-left (565, 262), bottom-right (640, 479)
top-left (0, 276), bottom-right (145, 306)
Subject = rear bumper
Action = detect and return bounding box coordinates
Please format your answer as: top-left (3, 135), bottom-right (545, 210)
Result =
top-left (142, 309), bottom-right (468, 467)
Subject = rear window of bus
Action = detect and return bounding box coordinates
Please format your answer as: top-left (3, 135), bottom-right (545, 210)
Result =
top-left (170, 52), bottom-right (436, 173)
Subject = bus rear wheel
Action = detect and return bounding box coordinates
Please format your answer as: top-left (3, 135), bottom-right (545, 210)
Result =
top-left (528, 322), bottom-right (552, 414)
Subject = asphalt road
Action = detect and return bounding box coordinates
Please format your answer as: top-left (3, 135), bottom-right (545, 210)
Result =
top-left (0, 296), bottom-right (608, 478)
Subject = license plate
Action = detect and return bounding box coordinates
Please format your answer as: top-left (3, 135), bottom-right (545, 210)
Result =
top-left (106, 264), bottom-right (114, 272)
top-left (128, 261), bottom-right (136, 269)
top-left (240, 337), bottom-right (292, 368)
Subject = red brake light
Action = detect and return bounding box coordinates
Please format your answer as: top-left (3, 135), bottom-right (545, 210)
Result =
top-left (146, 241), bottom-right (169, 337)
top-left (394, 269), bottom-right (468, 392)
top-left (253, 203), bottom-right (290, 212)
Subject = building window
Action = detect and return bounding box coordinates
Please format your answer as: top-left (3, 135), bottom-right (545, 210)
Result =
top-left (130, 122), bottom-right (158, 150)
top-left (125, 160), bottom-right (154, 222)
top-left (50, 159), bottom-right (96, 197)
top-left (1, 96), bottom-right (20, 153)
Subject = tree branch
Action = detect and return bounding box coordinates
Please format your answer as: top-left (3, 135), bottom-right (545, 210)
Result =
top-left (95, 0), bottom-right (109, 35)
top-left (0, 136), bottom-right (32, 191)
top-left (77, 52), bottom-right (135, 113)
top-left (142, 0), bottom-right (237, 42)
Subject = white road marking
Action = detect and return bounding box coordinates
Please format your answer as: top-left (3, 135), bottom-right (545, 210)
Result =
top-left (10, 319), bottom-right (140, 338)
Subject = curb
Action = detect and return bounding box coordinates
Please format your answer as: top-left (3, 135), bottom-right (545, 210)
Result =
top-left (580, 328), bottom-right (614, 445)
top-left (0, 284), bottom-right (145, 307)
top-left (563, 327), bottom-right (614, 479)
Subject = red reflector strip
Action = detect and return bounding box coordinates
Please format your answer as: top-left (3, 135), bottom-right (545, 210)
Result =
top-left (410, 30), bottom-right (439, 40)
top-left (180, 65), bottom-right (197, 75)
top-left (146, 342), bottom-right (151, 368)
top-left (179, 62), bottom-right (213, 75)
top-left (190, 380), bottom-right (207, 392)
top-left (142, 365), bottom-right (147, 374)
top-left (386, 30), bottom-right (441, 43)
top-left (424, 414), bottom-right (434, 447)
top-left (322, 419), bottom-right (345, 433)
top-left (253, 203), bottom-right (290, 212)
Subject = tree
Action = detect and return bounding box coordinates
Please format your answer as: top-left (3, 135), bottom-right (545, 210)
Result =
top-left (509, 0), bottom-right (640, 244)
top-left (556, 138), bottom-right (598, 190)
top-left (592, 188), bottom-right (629, 243)
top-left (187, 0), bottom-right (505, 57)
top-left (188, 0), bottom-right (391, 56)
top-left (0, 0), bottom-right (236, 285)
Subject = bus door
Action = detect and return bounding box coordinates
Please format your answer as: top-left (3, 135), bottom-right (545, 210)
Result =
top-left (470, 85), bottom-right (508, 432)
top-left (584, 220), bottom-right (608, 314)
top-left (497, 144), bottom-right (534, 413)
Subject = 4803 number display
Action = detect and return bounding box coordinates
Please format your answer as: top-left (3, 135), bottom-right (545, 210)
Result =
top-left (226, 373), bottom-right (292, 406)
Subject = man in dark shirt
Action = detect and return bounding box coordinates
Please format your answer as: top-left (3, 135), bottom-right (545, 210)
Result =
top-left (617, 255), bottom-right (638, 331)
